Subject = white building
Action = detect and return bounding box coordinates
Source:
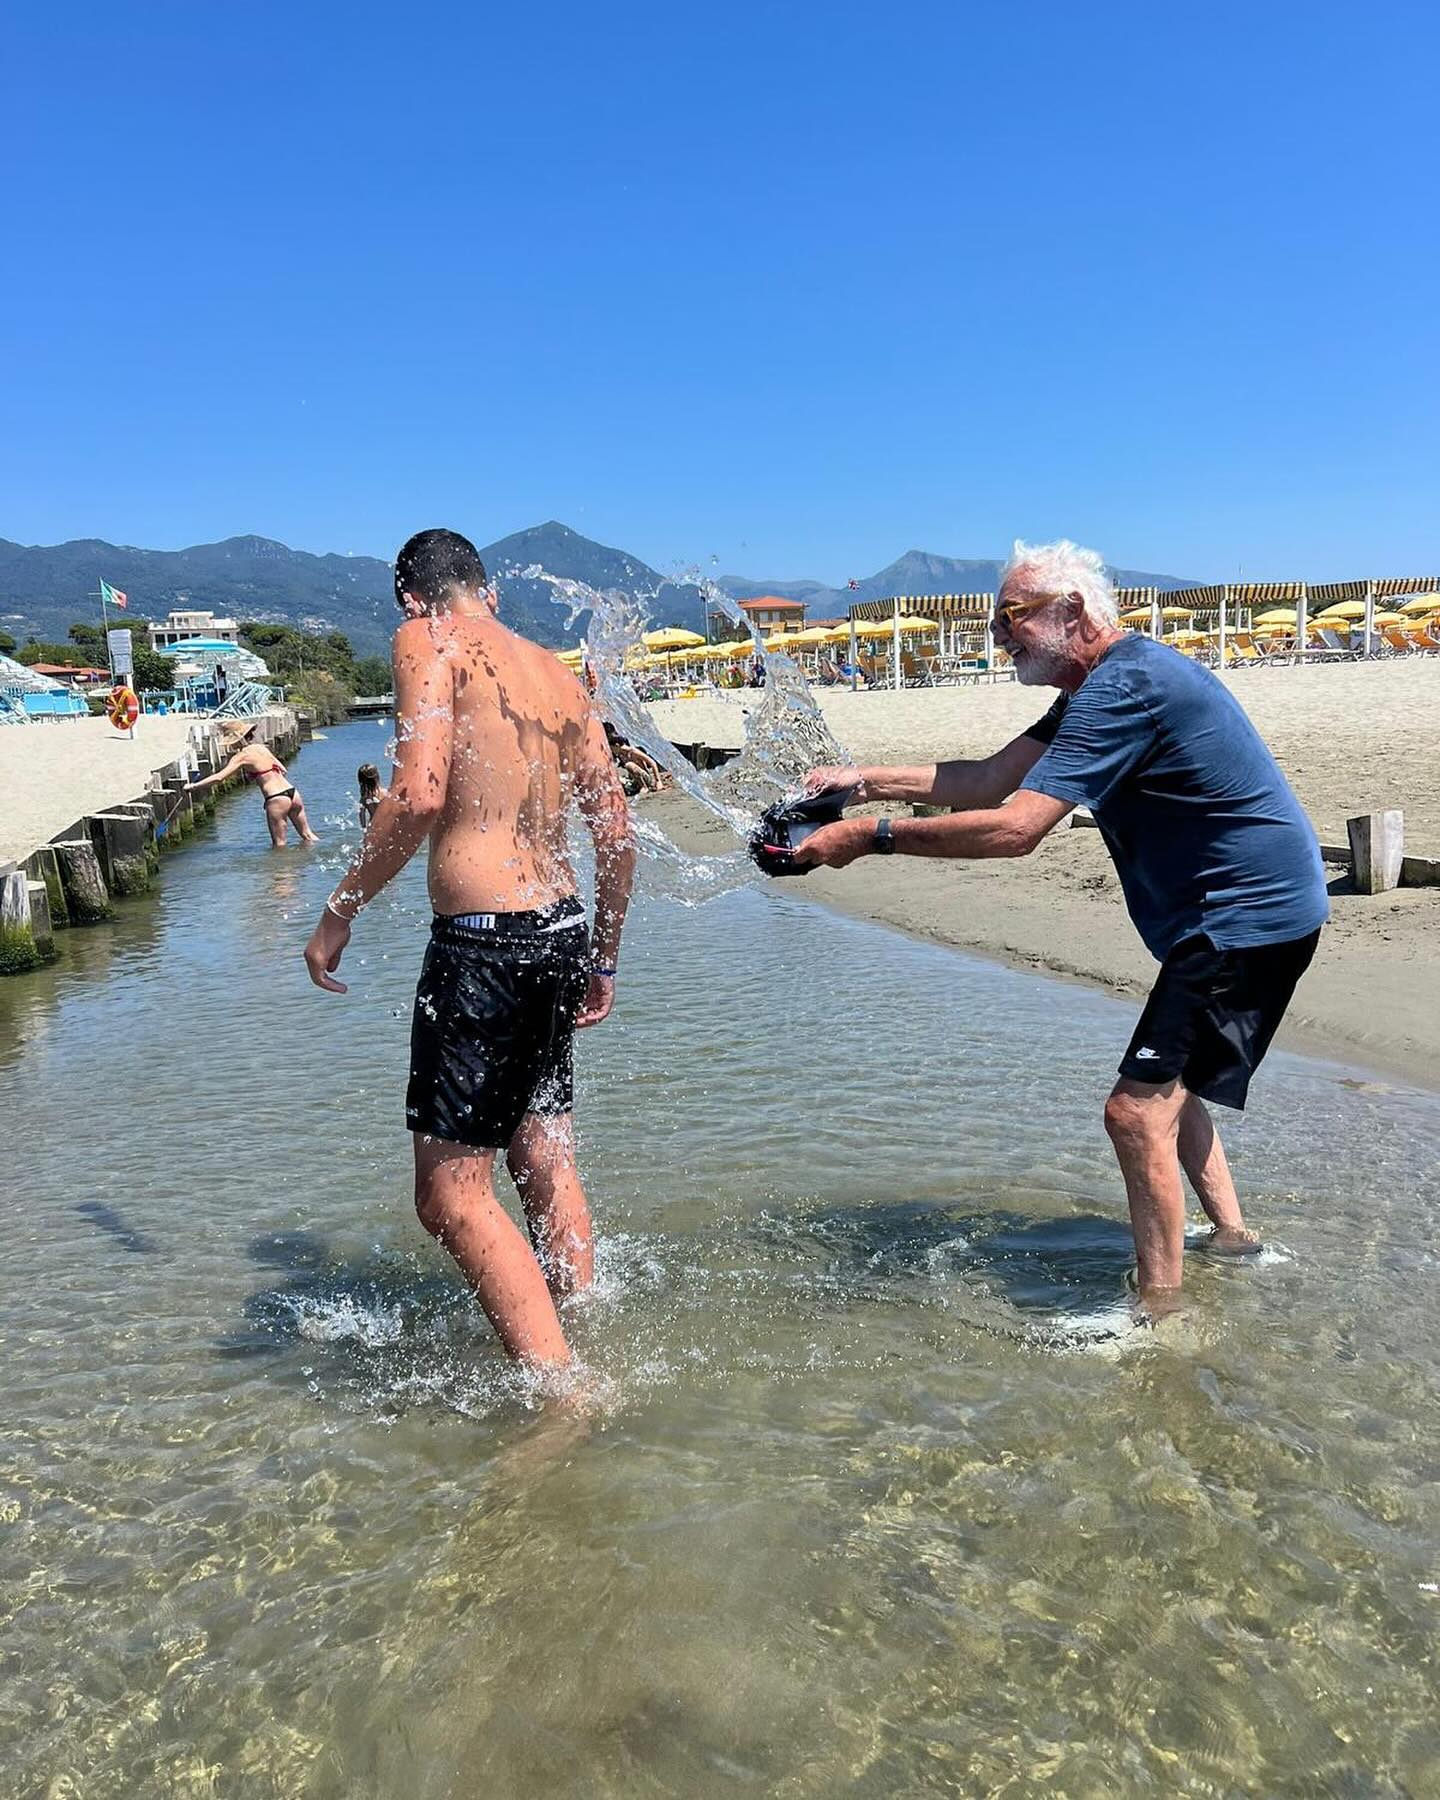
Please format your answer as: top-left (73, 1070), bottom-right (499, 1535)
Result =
top-left (148, 607), bottom-right (240, 652)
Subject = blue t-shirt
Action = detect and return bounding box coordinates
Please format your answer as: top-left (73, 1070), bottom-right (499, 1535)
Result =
top-left (1021, 636), bottom-right (1329, 960)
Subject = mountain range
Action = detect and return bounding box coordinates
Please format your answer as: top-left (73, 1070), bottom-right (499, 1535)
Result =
top-left (0, 524), bottom-right (1197, 656)
top-left (716, 551), bottom-right (1199, 616)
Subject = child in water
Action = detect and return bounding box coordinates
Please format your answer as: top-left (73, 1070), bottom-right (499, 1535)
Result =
top-left (356, 762), bottom-right (388, 830)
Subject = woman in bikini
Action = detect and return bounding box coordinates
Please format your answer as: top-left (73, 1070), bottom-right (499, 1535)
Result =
top-left (187, 724), bottom-right (320, 848)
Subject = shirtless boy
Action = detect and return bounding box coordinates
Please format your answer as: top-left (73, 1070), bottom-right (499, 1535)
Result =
top-left (303, 529), bottom-right (635, 1370)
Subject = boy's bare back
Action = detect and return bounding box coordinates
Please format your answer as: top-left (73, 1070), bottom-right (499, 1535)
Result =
top-left (404, 611), bottom-right (607, 916)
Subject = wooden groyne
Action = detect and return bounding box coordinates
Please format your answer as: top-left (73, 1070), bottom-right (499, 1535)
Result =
top-left (0, 707), bottom-right (303, 975)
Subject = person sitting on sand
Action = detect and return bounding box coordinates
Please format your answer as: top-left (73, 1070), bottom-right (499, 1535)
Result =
top-left (187, 724), bottom-right (320, 849)
top-left (356, 762), bottom-right (388, 830)
top-left (602, 721), bottom-right (667, 795)
top-left (791, 538), bottom-right (1328, 1318)
top-left (303, 528), bottom-right (635, 1376)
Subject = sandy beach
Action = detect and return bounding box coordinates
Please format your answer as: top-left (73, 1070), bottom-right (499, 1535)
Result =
top-left (646, 659), bottom-right (1440, 1086)
top-left (0, 715), bottom-right (198, 865)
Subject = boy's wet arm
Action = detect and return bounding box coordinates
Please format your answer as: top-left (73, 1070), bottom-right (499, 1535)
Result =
top-left (574, 711), bottom-right (636, 966)
top-left (326, 625), bottom-right (452, 918)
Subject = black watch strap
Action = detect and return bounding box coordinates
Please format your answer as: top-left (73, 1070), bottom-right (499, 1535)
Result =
top-left (874, 817), bottom-right (897, 854)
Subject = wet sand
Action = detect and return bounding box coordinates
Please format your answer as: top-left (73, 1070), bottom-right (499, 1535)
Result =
top-left (0, 715), bottom-right (197, 864)
top-left (646, 659), bottom-right (1440, 1086)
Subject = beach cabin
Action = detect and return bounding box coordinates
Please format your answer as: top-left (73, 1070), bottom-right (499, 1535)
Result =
top-left (721, 595), bottom-right (807, 636)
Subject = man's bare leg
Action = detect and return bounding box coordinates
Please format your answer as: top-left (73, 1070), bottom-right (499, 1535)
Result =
top-left (506, 1110), bottom-right (594, 1301)
top-left (413, 1133), bottom-right (571, 1366)
top-left (1177, 1093), bottom-right (1258, 1250)
top-left (1103, 1076), bottom-right (1190, 1303)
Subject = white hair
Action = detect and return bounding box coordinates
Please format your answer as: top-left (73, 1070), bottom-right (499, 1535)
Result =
top-left (1000, 539), bottom-right (1118, 627)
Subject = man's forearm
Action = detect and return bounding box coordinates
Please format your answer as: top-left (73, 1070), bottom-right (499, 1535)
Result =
top-left (862, 760), bottom-right (1005, 810)
top-left (329, 798), bottom-right (437, 916)
top-left (591, 837), bottom-right (636, 967)
top-left (884, 806), bottom-right (1038, 859)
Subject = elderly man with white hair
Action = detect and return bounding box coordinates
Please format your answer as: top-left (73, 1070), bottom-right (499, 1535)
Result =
top-left (793, 539), bottom-right (1329, 1314)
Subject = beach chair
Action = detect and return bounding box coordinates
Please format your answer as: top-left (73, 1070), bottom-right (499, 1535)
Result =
top-left (900, 651), bottom-right (937, 688)
top-left (1405, 622), bottom-right (1440, 654)
top-left (1382, 625), bottom-right (1417, 655)
top-left (1308, 627), bottom-right (1355, 660)
top-left (1221, 633), bottom-right (1259, 669)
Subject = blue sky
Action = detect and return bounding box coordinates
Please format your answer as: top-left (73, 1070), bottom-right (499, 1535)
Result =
top-left (3, 0), bottom-right (1436, 583)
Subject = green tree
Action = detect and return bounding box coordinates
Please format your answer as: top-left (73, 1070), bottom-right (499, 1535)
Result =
top-left (354, 655), bottom-right (393, 695)
top-left (16, 641), bottom-right (86, 667)
top-left (132, 646), bottom-right (178, 691)
top-left (287, 669), bottom-right (354, 726)
top-left (0, 629), bottom-right (16, 656)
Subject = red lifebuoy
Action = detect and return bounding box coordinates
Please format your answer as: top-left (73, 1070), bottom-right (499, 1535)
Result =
top-left (108, 686), bottom-right (140, 731)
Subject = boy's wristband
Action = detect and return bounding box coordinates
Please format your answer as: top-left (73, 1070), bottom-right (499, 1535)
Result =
top-left (592, 964), bottom-right (617, 978)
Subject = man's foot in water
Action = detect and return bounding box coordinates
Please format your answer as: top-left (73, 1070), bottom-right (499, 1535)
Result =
top-left (1124, 1266), bottom-right (1185, 1326)
top-left (1196, 1226), bottom-right (1263, 1259)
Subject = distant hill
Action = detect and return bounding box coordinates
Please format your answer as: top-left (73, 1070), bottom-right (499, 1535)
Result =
top-left (0, 522), bottom-right (707, 656)
top-left (720, 550), bottom-right (1201, 615)
top-left (0, 524), bottom-right (1197, 657)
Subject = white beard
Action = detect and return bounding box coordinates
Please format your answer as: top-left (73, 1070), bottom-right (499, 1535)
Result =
top-left (1012, 619), bottom-right (1071, 686)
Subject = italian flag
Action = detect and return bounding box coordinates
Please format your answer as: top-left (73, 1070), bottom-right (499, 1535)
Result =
top-left (100, 579), bottom-right (128, 610)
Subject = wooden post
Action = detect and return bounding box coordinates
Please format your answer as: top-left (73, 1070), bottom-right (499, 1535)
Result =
top-left (0, 869), bottom-right (42, 973)
top-left (53, 839), bottom-right (112, 923)
top-left (87, 812), bottom-right (152, 897)
top-left (26, 880), bottom-right (55, 960)
top-left (1347, 809), bottom-right (1404, 894)
top-left (162, 779), bottom-right (196, 837)
top-left (24, 845), bottom-right (69, 928)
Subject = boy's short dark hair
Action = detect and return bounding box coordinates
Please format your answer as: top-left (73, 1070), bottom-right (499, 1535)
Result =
top-left (394, 529), bottom-right (488, 609)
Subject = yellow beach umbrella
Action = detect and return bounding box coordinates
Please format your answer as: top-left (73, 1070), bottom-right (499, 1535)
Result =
top-left (851, 620), bottom-right (896, 641)
top-left (1316, 601), bottom-right (1368, 621)
top-left (1157, 606), bottom-right (1195, 621)
top-left (1164, 629), bottom-right (1207, 645)
top-left (822, 625), bottom-right (853, 644)
top-left (786, 626), bottom-right (832, 646)
top-left (1254, 608), bottom-right (1298, 626)
top-left (1399, 594), bottom-right (1440, 615)
top-left (643, 627), bottom-right (705, 652)
top-left (897, 616), bottom-right (939, 634)
top-left (1120, 607), bottom-right (1153, 625)
top-left (1372, 611), bottom-right (1406, 627)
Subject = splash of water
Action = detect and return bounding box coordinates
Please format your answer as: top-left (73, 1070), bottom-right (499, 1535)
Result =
top-left (511, 563), bottom-right (849, 904)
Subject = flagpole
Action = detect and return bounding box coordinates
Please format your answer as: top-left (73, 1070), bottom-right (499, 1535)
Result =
top-left (97, 583), bottom-right (113, 679)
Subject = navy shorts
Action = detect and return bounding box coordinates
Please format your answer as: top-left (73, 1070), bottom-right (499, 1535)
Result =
top-left (1118, 929), bottom-right (1321, 1110)
top-left (406, 900), bottom-right (591, 1149)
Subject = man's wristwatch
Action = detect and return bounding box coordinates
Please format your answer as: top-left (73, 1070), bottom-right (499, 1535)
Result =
top-left (873, 817), bottom-right (897, 855)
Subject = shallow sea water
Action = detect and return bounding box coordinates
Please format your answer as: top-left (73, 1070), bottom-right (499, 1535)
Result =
top-left (2, 722), bottom-right (1439, 1798)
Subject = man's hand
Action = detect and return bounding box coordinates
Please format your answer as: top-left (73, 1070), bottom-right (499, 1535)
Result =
top-left (788, 818), bottom-right (875, 870)
top-left (303, 907), bottom-right (352, 993)
top-left (804, 764), bottom-right (866, 803)
top-left (576, 971), bottom-right (615, 1028)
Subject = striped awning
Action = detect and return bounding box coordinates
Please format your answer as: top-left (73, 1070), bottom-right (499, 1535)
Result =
top-left (1309, 576), bottom-right (1440, 605)
top-left (1162, 582), bottom-right (1308, 611)
top-left (848, 592), bottom-right (994, 623)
